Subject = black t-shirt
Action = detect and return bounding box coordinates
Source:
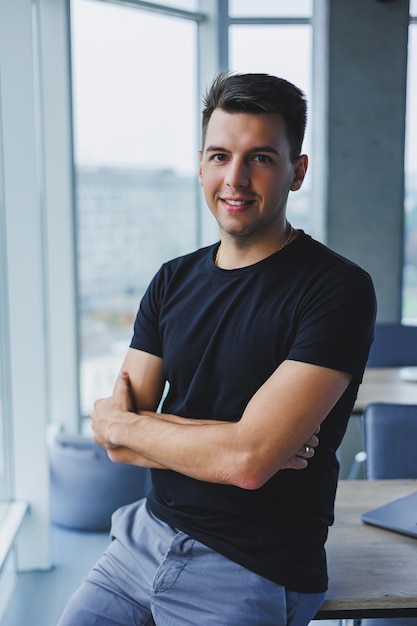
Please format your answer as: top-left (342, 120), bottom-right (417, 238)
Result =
top-left (130, 232), bottom-right (376, 592)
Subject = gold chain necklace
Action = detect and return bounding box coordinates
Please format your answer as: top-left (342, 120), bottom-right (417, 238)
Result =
top-left (277, 221), bottom-right (294, 252)
top-left (214, 222), bottom-right (294, 267)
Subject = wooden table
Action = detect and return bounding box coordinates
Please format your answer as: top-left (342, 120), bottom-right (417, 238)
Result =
top-left (354, 367), bottom-right (417, 414)
top-left (315, 479), bottom-right (417, 619)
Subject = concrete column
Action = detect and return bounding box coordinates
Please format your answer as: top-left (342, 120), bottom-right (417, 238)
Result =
top-left (314, 0), bottom-right (410, 321)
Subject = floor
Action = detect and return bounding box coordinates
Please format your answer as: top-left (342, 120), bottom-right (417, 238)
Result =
top-left (0, 525), bottom-right (110, 626)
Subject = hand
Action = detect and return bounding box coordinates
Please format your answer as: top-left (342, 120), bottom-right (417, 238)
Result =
top-left (91, 371), bottom-right (135, 449)
top-left (281, 428), bottom-right (319, 470)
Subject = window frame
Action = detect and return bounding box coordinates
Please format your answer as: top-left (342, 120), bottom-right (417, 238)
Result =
top-left (0, 2), bottom-right (317, 578)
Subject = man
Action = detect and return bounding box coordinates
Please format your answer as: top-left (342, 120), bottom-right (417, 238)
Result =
top-left (58, 73), bottom-right (376, 625)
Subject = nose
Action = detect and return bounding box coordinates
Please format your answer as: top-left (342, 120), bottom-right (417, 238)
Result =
top-left (224, 158), bottom-right (249, 188)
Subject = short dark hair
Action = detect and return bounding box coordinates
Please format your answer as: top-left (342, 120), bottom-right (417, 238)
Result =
top-left (201, 72), bottom-right (307, 162)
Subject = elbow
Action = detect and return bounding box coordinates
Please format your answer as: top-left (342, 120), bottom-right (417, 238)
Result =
top-left (237, 474), bottom-right (266, 491)
top-left (229, 453), bottom-right (272, 490)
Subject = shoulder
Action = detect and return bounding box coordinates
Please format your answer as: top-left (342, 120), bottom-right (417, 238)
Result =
top-left (145, 244), bottom-right (217, 299)
top-left (294, 231), bottom-right (375, 290)
top-left (297, 232), bottom-right (369, 270)
top-left (290, 232), bottom-right (376, 326)
top-left (160, 244), bottom-right (216, 276)
top-left (149, 244), bottom-right (216, 281)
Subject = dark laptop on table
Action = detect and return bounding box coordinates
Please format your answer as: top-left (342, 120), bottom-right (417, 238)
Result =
top-left (361, 491), bottom-right (417, 539)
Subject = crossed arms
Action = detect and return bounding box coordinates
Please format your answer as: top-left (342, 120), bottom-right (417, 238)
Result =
top-left (91, 347), bottom-right (352, 490)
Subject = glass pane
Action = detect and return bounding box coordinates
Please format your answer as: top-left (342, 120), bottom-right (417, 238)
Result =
top-left (0, 210), bottom-right (9, 501)
top-left (0, 392), bottom-right (9, 501)
top-left (151, 0), bottom-right (198, 9)
top-left (230, 24), bottom-right (312, 233)
top-left (71, 0), bottom-right (198, 415)
top-left (410, 0), bottom-right (417, 17)
top-left (403, 23), bottom-right (417, 323)
top-left (0, 366), bottom-right (6, 500)
top-left (229, 0), bottom-right (312, 18)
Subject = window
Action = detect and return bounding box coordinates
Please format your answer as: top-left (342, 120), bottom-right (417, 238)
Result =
top-left (71, 0), bottom-right (199, 416)
top-left (0, 279), bottom-right (10, 503)
top-left (0, 383), bottom-right (5, 501)
top-left (0, 131), bottom-right (10, 502)
top-left (228, 5), bottom-right (312, 232)
top-left (71, 0), bottom-right (314, 420)
top-left (229, 0), bottom-right (312, 18)
top-left (403, 1), bottom-right (417, 323)
top-left (152, 0), bottom-right (197, 9)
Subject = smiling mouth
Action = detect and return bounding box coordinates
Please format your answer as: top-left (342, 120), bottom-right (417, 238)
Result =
top-left (223, 199), bottom-right (247, 206)
top-left (220, 197), bottom-right (254, 211)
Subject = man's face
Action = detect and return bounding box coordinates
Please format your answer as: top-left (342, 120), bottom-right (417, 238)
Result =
top-left (199, 109), bottom-right (307, 242)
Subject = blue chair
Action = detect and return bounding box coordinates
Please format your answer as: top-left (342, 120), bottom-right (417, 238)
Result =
top-left (363, 403), bottom-right (417, 479)
top-left (50, 434), bottom-right (152, 531)
top-left (348, 323), bottom-right (417, 479)
top-left (360, 402), bottom-right (417, 626)
top-left (367, 323), bottom-right (417, 367)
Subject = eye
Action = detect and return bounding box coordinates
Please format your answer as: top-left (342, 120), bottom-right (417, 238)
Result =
top-left (252, 154), bottom-right (272, 164)
top-left (212, 153), bottom-right (228, 163)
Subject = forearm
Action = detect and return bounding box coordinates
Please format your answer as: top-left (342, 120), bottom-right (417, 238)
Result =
top-left (106, 445), bottom-right (168, 469)
top-left (107, 409), bottom-right (240, 485)
top-left (92, 362), bottom-right (347, 488)
top-left (106, 412), bottom-right (220, 467)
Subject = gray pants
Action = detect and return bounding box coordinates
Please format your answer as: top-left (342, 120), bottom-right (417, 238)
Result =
top-left (57, 498), bottom-right (325, 625)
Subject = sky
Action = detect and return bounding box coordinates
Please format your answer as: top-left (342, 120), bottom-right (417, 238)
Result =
top-left (70, 0), bottom-right (416, 181)
top-left (71, 1), bottom-right (197, 174)
top-left (70, 0), bottom-right (311, 176)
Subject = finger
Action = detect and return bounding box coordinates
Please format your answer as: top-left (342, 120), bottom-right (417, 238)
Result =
top-left (282, 455), bottom-right (308, 470)
top-left (296, 443), bottom-right (315, 460)
top-left (305, 433), bottom-right (319, 449)
top-left (114, 370), bottom-right (130, 392)
top-left (90, 399), bottom-right (102, 421)
top-left (91, 397), bottom-right (112, 424)
top-left (112, 371), bottom-right (133, 411)
top-left (92, 397), bottom-right (102, 411)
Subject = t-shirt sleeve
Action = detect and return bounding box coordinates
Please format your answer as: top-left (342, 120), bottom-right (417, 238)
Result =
top-left (287, 264), bottom-right (376, 382)
top-left (129, 267), bottom-right (165, 357)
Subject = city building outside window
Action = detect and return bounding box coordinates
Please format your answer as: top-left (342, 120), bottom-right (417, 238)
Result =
top-left (71, 0), bottom-right (199, 417)
top-left (229, 17), bottom-right (312, 232)
top-left (71, 0), bottom-right (313, 421)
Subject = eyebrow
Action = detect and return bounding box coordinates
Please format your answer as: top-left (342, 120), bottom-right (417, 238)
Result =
top-left (205, 145), bottom-right (280, 156)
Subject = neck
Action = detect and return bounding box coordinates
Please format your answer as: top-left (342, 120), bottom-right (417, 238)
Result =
top-left (214, 222), bottom-right (296, 269)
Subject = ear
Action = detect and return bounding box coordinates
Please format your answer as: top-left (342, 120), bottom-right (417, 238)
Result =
top-left (198, 150), bottom-right (203, 186)
top-left (290, 154), bottom-right (308, 191)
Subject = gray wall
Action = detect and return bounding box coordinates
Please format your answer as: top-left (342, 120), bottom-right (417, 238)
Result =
top-left (315, 0), bottom-right (410, 321)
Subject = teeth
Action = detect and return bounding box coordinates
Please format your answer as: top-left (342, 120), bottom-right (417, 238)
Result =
top-left (225, 199), bottom-right (246, 206)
